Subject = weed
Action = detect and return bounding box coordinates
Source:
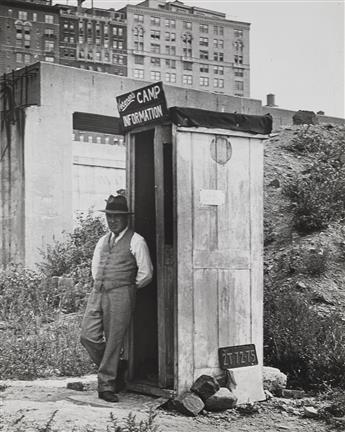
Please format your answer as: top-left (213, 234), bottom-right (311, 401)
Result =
top-left (264, 288), bottom-right (345, 390)
top-left (107, 410), bottom-right (160, 432)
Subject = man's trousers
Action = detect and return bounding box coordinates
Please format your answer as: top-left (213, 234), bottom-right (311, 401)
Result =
top-left (80, 285), bottom-right (136, 392)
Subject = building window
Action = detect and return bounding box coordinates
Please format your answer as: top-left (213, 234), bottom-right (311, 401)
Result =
top-left (134, 14), bottom-right (144, 23)
top-left (45, 15), bottom-right (54, 24)
top-left (150, 30), bottom-right (160, 40)
top-left (183, 61), bottom-right (193, 71)
top-left (165, 45), bottom-right (176, 56)
top-left (165, 59), bottom-right (176, 68)
top-left (134, 41), bottom-right (144, 52)
top-left (183, 21), bottom-right (192, 30)
top-left (214, 78), bottom-right (224, 88)
top-left (18, 11), bottom-right (27, 20)
top-left (134, 69), bottom-right (144, 79)
top-left (200, 63), bottom-right (209, 73)
top-left (150, 16), bottom-right (160, 26)
top-left (234, 29), bottom-right (243, 38)
top-left (183, 48), bottom-right (192, 58)
top-left (104, 25), bottom-right (109, 35)
top-left (214, 52), bottom-right (224, 62)
top-left (118, 28), bottom-right (123, 37)
top-left (104, 52), bottom-right (110, 62)
top-left (79, 49), bottom-right (84, 58)
top-left (151, 43), bottom-right (160, 54)
top-left (151, 57), bottom-right (161, 66)
top-left (165, 32), bottom-right (176, 42)
top-left (95, 51), bottom-right (101, 61)
top-left (214, 65), bottom-right (224, 75)
top-left (16, 53), bottom-right (23, 63)
top-left (199, 37), bottom-right (208, 47)
top-left (199, 24), bottom-right (208, 33)
top-left (183, 75), bottom-right (192, 85)
top-left (234, 40), bottom-right (244, 52)
top-left (234, 55), bottom-right (243, 64)
top-left (133, 26), bottom-right (144, 37)
top-left (16, 28), bottom-right (23, 40)
top-left (165, 19), bottom-right (176, 28)
top-left (214, 39), bottom-right (224, 49)
top-left (134, 55), bottom-right (144, 64)
top-left (44, 40), bottom-right (54, 52)
top-left (234, 67), bottom-right (244, 77)
top-left (200, 50), bottom-right (208, 60)
top-left (44, 28), bottom-right (54, 37)
top-left (33, 13), bottom-right (37, 22)
top-left (200, 77), bottom-right (209, 86)
top-left (165, 72), bottom-right (176, 83)
top-left (150, 71), bottom-right (161, 80)
top-left (235, 80), bottom-right (244, 91)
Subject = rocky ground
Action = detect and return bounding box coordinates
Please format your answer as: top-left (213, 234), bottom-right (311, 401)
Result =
top-left (0, 376), bottom-right (339, 432)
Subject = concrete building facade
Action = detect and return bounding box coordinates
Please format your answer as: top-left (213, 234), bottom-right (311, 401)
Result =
top-left (0, 0), bottom-right (249, 97)
top-left (123, 0), bottom-right (249, 97)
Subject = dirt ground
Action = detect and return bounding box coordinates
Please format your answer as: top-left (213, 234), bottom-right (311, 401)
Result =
top-left (0, 376), bottom-right (333, 432)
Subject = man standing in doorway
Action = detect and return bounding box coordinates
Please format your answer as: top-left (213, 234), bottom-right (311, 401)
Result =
top-left (81, 194), bottom-right (153, 402)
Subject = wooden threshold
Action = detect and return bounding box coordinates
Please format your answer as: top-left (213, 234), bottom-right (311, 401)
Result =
top-left (126, 381), bottom-right (176, 399)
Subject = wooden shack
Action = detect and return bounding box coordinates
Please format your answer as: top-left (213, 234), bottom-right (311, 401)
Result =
top-left (122, 102), bottom-right (272, 403)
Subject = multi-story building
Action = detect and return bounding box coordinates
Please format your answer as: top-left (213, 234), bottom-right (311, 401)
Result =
top-left (0, 0), bottom-right (60, 74)
top-left (57, 2), bottom-right (127, 75)
top-left (122, 0), bottom-right (250, 97)
top-left (0, 0), bottom-right (250, 97)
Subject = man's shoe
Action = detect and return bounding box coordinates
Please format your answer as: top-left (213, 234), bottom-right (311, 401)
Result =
top-left (98, 391), bottom-right (119, 403)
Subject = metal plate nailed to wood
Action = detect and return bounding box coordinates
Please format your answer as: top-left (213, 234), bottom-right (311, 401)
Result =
top-left (218, 344), bottom-right (258, 369)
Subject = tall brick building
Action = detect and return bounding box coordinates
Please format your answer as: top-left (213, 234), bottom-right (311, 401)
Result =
top-left (0, 0), bottom-right (60, 73)
top-left (0, 0), bottom-right (250, 97)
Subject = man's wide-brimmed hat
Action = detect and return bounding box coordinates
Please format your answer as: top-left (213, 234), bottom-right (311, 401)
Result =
top-left (99, 195), bottom-right (133, 214)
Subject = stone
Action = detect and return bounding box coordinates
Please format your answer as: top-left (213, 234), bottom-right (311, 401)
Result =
top-left (174, 392), bottom-right (204, 416)
top-left (303, 406), bottom-right (318, 418)
top-left (66, 381), bottom-right (86, 391)
top-left (263, 366), bottom-right (287, 394)
top-left (293, 110), bottom-right (318, 125)
top-left (268, 179), bottom-right (280, 188)
top-left (190, 375), bottom-right (220, 402)
top-left (205, 387), bottom-right (237, 412)
top-left (281, 389), bottom-right (305, 399)
top-left (225, 366), bottom-right (265, 404)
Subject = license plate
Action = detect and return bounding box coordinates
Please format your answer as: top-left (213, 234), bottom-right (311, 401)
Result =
top-left (218, 344), bottom-right (258, 369)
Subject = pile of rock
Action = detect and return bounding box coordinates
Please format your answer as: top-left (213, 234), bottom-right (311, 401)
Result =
top-left (173, 375), bottom-right (237, 416)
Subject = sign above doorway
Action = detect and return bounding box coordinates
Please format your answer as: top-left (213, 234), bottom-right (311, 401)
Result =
top-left (116, 81), bottom-right (168, 132)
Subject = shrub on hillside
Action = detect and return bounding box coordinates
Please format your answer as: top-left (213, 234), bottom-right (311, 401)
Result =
top-left (283, 126), bottom-right (345, 233)
top-left (264, 288), bottom-right (345, 390)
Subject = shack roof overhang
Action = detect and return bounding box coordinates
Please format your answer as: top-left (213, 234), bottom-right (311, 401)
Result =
top-left (169, 106), bottom-right (272, 135)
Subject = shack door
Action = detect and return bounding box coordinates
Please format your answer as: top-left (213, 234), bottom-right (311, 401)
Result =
top-left (127, 125), bottom-right (175, 392)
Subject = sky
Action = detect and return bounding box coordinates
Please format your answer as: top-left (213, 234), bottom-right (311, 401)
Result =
top-left (61, 0), bottom-right (344, 118)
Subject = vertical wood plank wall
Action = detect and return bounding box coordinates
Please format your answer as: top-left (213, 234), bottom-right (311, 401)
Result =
top-left (176, 129), bottom-right (264, 393)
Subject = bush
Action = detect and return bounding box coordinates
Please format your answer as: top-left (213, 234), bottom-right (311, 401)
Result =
top-left (264, 288), bottom-right (345, 390)
top-left (283, 129), bottom-right (345, 233)
top-left (37, 211), bottom-right (106, 279)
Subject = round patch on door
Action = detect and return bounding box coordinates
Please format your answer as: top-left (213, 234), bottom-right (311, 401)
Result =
top-left (210, 135), bottom-right (232, 165)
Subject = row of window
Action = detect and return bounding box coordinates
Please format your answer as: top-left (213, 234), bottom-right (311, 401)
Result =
top-left (79, 49), bottom-right (126, 65)
top-left (133, 69), bottom-right (228, 88)
top-left (78, 21), bottom-right (124, 37)
top-left (16, 10), bottom-right (55, 24)
top-left (133, 14), bottom-right (229, 36)
top-left (15, 52), bottom-right (54, 63)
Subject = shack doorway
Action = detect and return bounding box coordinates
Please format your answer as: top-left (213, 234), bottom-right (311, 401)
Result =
top-left (127, 126), bottom-right (175, 395)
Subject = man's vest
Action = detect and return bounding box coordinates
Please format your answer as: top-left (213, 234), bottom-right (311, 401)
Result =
top-left (93, 229), bottom-right (138, 291)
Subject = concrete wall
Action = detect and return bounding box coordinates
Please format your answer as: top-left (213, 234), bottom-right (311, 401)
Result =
top-left (2, 61), bottom-right (344, 268)
top-left (19, 62), bottom-right (263, 267)
top-left (263, 106), bottom-right (345, 128)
